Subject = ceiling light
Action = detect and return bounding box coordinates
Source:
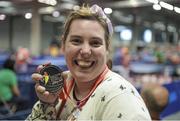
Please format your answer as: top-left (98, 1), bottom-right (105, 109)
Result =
top-left (49, 0), bottom-right (57, 6)
top-left (0, 14), bottom-right (6, 20)
top-left (38, 0), bottom-right (45, 3)
top-left (145, 0), bottom-right (159, 4)
top-left (25, 13), bottom-right (32, 19)
top-left (120, 29), bottom-right (132, 41)
top-left (143, 29), bottom-right (152, 43)
top-left (174, 7), bottom-right (180, 14)
top-left (153, 4), bottom-right (161, 10)
top-left (52, 11), bottom-right (60, 17)
top-left (38, 0), bottom-right (57, 6)
top-left (104, 8), bottom-right (112, 14)
top-left (129, 0), bottom-right (139, 7)
top-left (159, 1), bottom-right (173, 11)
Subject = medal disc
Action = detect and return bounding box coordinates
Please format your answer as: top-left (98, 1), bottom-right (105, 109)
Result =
top-left (39, 65), bottom-right (64, 93)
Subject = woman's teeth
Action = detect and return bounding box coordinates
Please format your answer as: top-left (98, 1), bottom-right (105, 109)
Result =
top-left (77, 60), bottom-right (93, 68)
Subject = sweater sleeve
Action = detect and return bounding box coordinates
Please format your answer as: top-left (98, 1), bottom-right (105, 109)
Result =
top-left (25, 101), bottom-right (57, 120)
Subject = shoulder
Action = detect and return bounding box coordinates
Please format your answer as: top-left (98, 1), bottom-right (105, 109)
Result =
top-left (95, 71), bottom-right (151, 120)
top-left (0, 69), bottom-right (17, 79)
top-left (97, 70), bottom-right (136, 95)
top-left (95, 70), bottom-right (145, 105)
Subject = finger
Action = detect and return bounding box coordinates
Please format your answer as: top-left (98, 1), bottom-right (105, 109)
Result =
top-left (36, 65), bottom-right (44, 73)
top-left (42, 62), bottom-right (51, 67)
top-left (31, 73), bottom-right (43, 83)
top-left (43, 91), bottom-right (50, 96)
top-left (36, 85), bottom-right (46, 94)
top-left (35, 84), bottom-right (50, 98)
top-left (36, 62), bottom-right (51, 72)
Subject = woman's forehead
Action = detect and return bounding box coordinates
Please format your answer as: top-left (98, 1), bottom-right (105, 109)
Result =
top-left (70, 19), bottom-right (101, 26)
top-left (69, 19), bottom-right (104, 32)
top-left (68, 19), bottom-right (105, 38)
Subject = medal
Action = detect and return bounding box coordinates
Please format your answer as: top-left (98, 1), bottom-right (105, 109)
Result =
top-left (39, 65), bottom-right (64, 93)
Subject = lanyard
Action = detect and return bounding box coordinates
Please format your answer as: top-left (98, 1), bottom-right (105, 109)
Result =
top-left (57, 66), bottom-right (109, 118)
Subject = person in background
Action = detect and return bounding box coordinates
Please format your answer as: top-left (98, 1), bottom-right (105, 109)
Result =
top-left (26, 4), bottom-right (151, 120)
top-left (153, 47), bottom-right (165, 64)
top-left (0, 56), bottom-right (28, 112)
top-left (140, 83), bottom-right (169, 120)
top-left (49, 37), bottom-right (61, 57)
top-left (0, 57), bottom-right (20, 102)
top-left (0, 57), bottom-right (20, 110)
top-left (15, 47), bottom-right (31, 73)
top-left (112, 46), bottom-right (131, 80)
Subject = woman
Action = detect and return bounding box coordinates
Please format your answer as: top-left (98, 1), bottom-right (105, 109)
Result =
top-left (26, 5), bottom-right (151, 120)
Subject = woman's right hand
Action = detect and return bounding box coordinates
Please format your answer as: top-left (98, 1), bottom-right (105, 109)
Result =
top-left (32, 63), bottom-right (60, 104)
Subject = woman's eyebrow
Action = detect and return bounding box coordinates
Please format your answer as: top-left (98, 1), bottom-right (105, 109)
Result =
top-left (91, 37), bottom-right (103, 41)
top-left (69, 35), bottom-right (81, 38)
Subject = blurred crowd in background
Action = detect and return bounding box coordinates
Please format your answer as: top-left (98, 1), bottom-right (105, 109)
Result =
top-left (0, 36), bottom-right (179, 120)
top-left (112, 44), bottom-right (180, 86)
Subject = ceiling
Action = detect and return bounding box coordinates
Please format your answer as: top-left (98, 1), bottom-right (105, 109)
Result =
top-left (0, 0), bottom-right (180, 27)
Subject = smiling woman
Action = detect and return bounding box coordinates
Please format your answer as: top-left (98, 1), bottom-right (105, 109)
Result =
top-left (63, 19), bottom-right (107, 84)
top-left (26, 4), bottom-right (151, 121)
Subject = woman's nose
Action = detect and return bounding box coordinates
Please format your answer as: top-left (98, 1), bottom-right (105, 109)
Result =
top-left (80, 44), bottom-right (91, 57)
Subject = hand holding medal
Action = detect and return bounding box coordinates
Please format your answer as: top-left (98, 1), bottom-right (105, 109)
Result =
top-left (31, 63), bottom-right (64, 105)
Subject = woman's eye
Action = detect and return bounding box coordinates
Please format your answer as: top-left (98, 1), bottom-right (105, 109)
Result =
top-left (71, 39), bottom-right (81, 45)
top-left (91, 41), bottom-right (102, 47)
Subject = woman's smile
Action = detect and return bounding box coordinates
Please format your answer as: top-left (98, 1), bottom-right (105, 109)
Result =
top-left (74, 59), bottom-right (95, 68)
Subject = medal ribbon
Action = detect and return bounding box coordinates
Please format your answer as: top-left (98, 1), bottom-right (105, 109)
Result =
top-left (57, 65), bottom-right (109, 118)
top-left (75, 66), bottom-right (109, 108)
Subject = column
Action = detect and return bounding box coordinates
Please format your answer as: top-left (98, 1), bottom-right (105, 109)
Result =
top-left (30, 4), bottom-right (41, 56)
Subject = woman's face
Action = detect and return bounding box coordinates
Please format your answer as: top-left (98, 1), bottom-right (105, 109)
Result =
top-left (63, 19), bottom-right (108, 82)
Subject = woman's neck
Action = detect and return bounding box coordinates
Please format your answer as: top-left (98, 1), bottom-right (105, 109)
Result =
top-left (72, 66), bottom-right (109, 101)
top-left (73, 79), bottom-right (96, 101)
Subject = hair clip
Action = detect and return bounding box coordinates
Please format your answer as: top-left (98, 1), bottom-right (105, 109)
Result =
top-left (90, 4), bottom-right (113, 36)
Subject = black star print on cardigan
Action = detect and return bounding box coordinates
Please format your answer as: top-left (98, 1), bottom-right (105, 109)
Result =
top-left (119, 84), bottom-right (126, 90)
top-left (131, 89), bottom-right (135, 95)
top-left (106, 78), bottom-right (112, 81)
top-left (141, 107), bottom-right (145, 112)
top-left (117, 113), bottom-right (122, 118)
top-left (101, 95), bottom-right (105, 102)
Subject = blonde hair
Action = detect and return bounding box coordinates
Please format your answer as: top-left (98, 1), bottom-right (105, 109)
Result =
top-left (62, 5), bottom-right (111, 51)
